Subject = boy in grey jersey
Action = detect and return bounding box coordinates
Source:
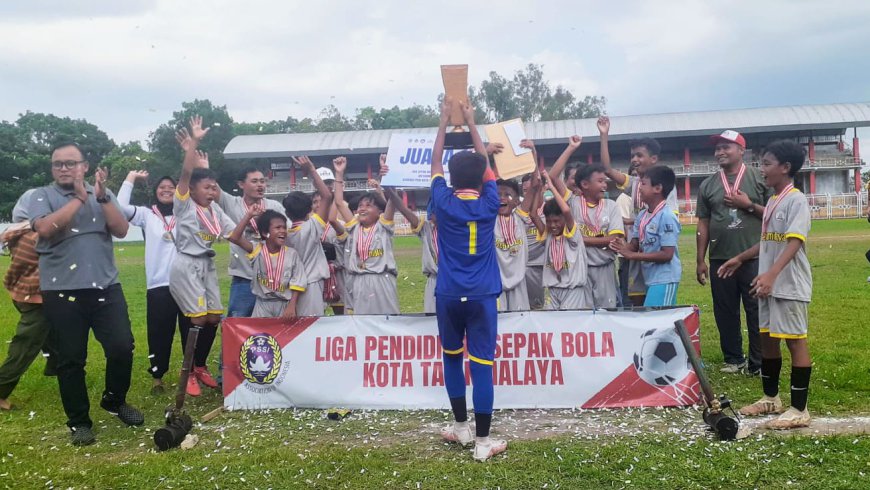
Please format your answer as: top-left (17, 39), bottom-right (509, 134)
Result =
top-left (594, 118), bottom-right (678, 306)
top-left (214, 167), bottom-right (285, 318)
top-left (416, 209), bottom-right (438, 314)
top-left (170, 117), bottom-right (234, 396)
top-left (229, 209), bottom-right (308, 319)
top-left (548, 139), bottom-right (626, 309)
top-left (521, 173), bottom-right (546, 310)
top-left (718, 140), bottom-right (814, 429)
top-left (282, 156), bottom-right (340, 316)
top-left (495, 178), bottom-right (535, 312)
top-left (529, 175), bottom-right (592, 310)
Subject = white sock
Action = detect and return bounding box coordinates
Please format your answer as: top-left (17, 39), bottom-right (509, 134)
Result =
top-left (476, 436), bottom-right (490, 445)
top-left (454, 421), bottom-right (470, 431)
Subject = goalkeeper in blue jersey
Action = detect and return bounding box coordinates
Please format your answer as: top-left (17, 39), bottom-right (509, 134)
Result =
top-left (430, 97), bottom-right (505, 461)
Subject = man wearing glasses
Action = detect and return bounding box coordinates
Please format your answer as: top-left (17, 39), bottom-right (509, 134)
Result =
top-left (30, 142), bottom-right (143, 446)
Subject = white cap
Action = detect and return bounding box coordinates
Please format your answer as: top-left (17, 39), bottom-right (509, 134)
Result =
top-left (316, 167), bottom-right (335, 181)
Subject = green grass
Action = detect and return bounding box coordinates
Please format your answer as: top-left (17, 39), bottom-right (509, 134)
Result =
top-left (1, 219), bottom-right (869, 489)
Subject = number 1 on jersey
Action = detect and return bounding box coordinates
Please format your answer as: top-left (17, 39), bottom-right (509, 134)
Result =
top-left (467, 221), bottom-right (477, 255)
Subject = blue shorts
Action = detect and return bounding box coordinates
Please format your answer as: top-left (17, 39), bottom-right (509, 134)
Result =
top-left (644, 283), bottom-right (679, 307)
top-left (436, 295), bottom-right (498, 366)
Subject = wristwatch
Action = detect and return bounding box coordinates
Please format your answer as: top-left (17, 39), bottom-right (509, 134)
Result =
top-left (96, 195), bottom-right (111, 204)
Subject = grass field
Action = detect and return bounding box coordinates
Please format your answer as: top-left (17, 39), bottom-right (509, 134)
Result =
top-left (1, 219), bottom-right (869, 489)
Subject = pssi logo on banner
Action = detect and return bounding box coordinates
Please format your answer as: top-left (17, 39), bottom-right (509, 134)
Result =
top-left (240, 333), bottom-right (289, 394)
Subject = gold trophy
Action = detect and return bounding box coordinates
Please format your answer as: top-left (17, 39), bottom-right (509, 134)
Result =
top-left (441, 64), bottom-right (474, 149)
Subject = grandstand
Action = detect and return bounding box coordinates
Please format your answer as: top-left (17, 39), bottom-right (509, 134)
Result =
top-left (224, 102), bottom-right (870, 228)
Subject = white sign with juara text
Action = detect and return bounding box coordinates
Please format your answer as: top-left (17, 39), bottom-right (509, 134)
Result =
top-left (380, 133), bottom-right (472, 188)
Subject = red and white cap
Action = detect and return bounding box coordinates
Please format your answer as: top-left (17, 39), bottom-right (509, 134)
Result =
top-left (710, 130), bottom-right (746, 148)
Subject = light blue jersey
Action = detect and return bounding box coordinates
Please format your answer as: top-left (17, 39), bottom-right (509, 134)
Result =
top-left (632, 203), bottom-right (682, 286)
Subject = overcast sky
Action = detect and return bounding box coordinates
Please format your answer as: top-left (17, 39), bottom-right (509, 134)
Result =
top-left (1, 0), bottom-right (869, 146)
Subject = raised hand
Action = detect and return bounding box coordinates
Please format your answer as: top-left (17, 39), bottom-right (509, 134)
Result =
top-left (244, 202), bottom-right (264, 219)
top-left (367, 178), bottom-right (382, 192)
top-left (597, 116), bottom-right (610, 135)
top-left (73, 163), bottom-right (88, 201)
top-left (189, 115), bottom-right (210, 141)
top-left (126, 170), bottom-right (149, 184)
top-left (379, 153), bottom-right (389, 177)
top-left (460, 101), bottom-right (476, 125)
top-left (196, 150), bottom-right (209, 168)
top-left (332, 156), bottom-right (347, 175)
top-left (568, 135), bottom-right (582, 150)
top-left (440, 97), bottom-right (454, 123)
top-left (93, 166), bottom-right (109, 200)
top-left (486, 142), bottom-right (505, 155)
top-left (292, 155), bottom-right (314, 170)
top-left (175, 128), bottom-right (193, 152)
top-left (520, 139), bottom-right (536, 152)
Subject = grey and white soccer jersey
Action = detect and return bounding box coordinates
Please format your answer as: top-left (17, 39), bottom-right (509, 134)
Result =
top-left (567, 194), bottom-right (624, 308)
top-left (173, 191), bottom-right (236, 257)
top-left (247, 244), bottom-right (307, 318)
top-left (541, 224), bottom-right (593, 310)
top-left (416, 220), bottom-right (438, 314)
top-left (495, 209), bottom-right (530, 311)
top-left (541, 224), bottom-right (589, 289)
top-left (343, 217), bottom-right (400, 315)
top-left (219, 191), bottom-right (285, 280)
top-left (759, 188), bottom-right (812, 303)
top-left (170, 191), bottom-right (235, 317)
top-left (521, 209), bottom-right (546, 310)
top-left (286, 214), bottom-right (331, 316)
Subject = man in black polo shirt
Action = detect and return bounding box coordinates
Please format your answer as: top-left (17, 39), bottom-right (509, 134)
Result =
top-left (696, 131), bottom-right (772, 375)
top-left (30, 142), bottom-right (143, 446)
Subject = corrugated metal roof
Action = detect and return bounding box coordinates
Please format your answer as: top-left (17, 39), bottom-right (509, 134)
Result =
top-left (223, 102), bottom-right (870, 159)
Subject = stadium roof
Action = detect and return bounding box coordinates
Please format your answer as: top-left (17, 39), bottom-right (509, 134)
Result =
top-left (223, 102), bottom-right (870, 159)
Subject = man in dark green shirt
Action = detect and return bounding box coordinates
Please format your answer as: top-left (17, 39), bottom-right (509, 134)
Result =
top-left (696, 131), bottom-right (772, 375)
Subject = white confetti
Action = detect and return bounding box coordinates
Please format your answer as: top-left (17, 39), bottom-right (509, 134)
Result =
top-left (148, 354), bottom-right (155, 359)
top-left (24, 295), bottom-right (31, 301)
top-left (68, 296), bottom-right (76, 302)
top-left (151, 366), bottom-right (158, 372)
top-left (98, 298), bottom-right (105, 302)
top-left (69, 264), bottom-right (77, 270)
top-left (37, 197), bottom-right (44, 201)
top-left (58, 293), bottom-right (64, 298)
top-left (52, 277), bottom-right (57, 283)
top-left (213, 122), bottom-right (221, 127)
top-left (42, 353), bottom-right (50, 358)
top-left (135, 156), bottom-right (142, 161)
top-left (71, 228), bottom-right (79, 233)
top-left (12, 176), bottom-right (19, 180)
top-left (92, 282), bottom-right (97, 287)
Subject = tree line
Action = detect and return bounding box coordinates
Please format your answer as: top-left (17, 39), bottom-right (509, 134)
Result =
top-left (0, 64), bottom-right (605, 220)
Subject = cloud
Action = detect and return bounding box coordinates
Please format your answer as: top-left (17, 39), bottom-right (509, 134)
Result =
top-left (0, 0), bottom-right (867, 145)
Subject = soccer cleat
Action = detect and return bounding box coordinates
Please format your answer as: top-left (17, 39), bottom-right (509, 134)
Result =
top-left (738, 395), bottom-right (784, 416)
top-left (194, 367), bottom-right (218, 389)
top-left (765, 407), bottom-right (811, 429)
top-left (441, 422), bottom-right (474, 447)
top-left (473, 438), bottom-right (507, 462)
top-left (70, 425), bottom-right (96, 446)
top-left (720, 361), bottom-right (747, 374)
top-left (186, 376), bottom-right (202, 397)
top-left (100, 401), bottom-right (145, 426)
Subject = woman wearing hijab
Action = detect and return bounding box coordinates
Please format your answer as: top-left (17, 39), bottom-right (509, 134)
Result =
top-left (117, 170), bottom-right (214, 396)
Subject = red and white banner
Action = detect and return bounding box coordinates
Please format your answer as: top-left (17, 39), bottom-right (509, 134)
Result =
top-left (222, 307), bottom-right (701, 410)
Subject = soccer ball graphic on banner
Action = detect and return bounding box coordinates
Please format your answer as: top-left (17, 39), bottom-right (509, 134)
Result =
top-left (633, 328), bottom-right (691, 387)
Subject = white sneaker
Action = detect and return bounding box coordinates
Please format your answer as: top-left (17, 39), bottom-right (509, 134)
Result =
top-left (441, 422), bottom-right (473, 447)
top-left (765, 407), bottom-right (811, 430)
top-left (738, 395), bottom-right (784, 416)
top-left (473, 437), bottom-right (507, 461)
top-left (720, 361), bottom-right (747, 374)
